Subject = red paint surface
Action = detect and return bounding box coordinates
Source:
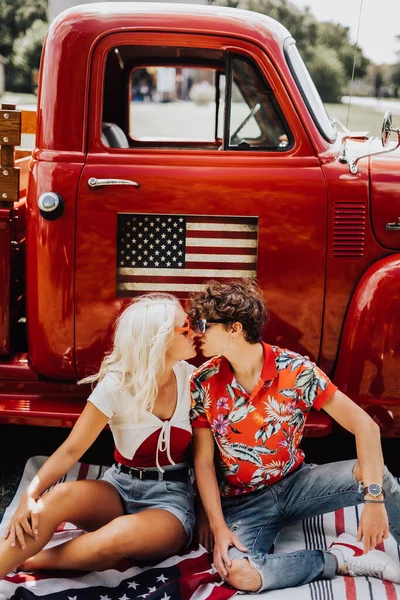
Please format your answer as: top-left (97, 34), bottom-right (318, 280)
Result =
top-left (334, 255), bottom-right (400, 402)
top-left (0, 2), bottom-right (399, 427)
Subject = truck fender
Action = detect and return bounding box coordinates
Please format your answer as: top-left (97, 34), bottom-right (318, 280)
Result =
top-left (333, 254), bottom-right (400, 404)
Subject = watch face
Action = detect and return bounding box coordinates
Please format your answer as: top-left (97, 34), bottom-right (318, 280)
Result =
top-left (368, 483), bottom-right (382, 497)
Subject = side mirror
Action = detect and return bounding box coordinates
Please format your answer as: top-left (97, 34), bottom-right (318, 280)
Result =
top-left (381, 111), bottom-right (393, 148)
top-left (347, 112), bottom-right (400, 174)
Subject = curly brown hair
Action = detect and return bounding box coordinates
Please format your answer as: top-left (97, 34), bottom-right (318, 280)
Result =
top-left (188, 279), bottom-right (267, 344)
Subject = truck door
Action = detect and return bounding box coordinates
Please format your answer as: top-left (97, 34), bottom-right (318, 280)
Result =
top-left (76, 33), bottom-right (328, 377)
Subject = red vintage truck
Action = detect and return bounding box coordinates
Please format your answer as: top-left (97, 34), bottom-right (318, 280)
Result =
top-left (0, 2), bottom-right (399, 437)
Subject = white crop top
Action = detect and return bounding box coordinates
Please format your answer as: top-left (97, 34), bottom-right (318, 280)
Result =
top-left (88, 361), bottom-right (195, 472)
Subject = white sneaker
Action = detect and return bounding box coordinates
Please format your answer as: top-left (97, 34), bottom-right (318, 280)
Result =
top-left (329, 533), bottom-right (400, 583)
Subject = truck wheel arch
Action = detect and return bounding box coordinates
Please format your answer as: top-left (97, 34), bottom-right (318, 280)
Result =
top-left (333, 254), bottom-right (400, 403)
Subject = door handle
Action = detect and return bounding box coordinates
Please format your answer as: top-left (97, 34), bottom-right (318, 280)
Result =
top-left (88, 177), bottom-right (140, 189)
top-left (386, 218), bottom-right (400, 231)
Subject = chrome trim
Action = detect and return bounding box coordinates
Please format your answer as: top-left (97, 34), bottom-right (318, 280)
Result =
top-left (349, 134), bottom-right (400, 174)
top-left (348, 111), bottom-right (400, 175)
top-left (38, 192), bottom-right (60, 212)
top-left (386, 218), bottom-right (400, 231)
top-left (88, 177), bottom-right (140, 189)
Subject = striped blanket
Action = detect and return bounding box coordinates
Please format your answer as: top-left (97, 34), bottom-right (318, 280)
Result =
top-left (0, 457), bottom-right (399, 600)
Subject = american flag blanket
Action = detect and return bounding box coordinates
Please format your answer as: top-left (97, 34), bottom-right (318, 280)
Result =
top-left (1, 457), bottom-right (399, 600)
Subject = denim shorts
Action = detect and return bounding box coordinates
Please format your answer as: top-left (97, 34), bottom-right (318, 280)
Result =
top-left (102, 463), bottom-right (195, 544)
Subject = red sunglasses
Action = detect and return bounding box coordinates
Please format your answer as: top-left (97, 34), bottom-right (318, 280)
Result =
top-left (174, 319), bottom-right (191, 335)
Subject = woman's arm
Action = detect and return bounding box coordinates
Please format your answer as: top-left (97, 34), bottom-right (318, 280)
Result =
top-left (26, 402), bottom-right (109, 499)
top-left (4, 402), bottom-right (109, 547)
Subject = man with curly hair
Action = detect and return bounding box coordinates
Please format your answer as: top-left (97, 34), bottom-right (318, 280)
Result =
top-left (188, 279), bottom-right (400, 593)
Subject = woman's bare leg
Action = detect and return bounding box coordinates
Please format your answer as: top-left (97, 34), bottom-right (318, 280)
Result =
top-left (20, 509), bottom-right (187, 572)
top-left (0, 480), bottom-right (124, 579)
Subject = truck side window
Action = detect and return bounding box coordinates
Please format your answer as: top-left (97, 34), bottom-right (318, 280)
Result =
top-left (227, 56), bottom-right (292, 150)
top-left (101, 46), bottom-right (291, 151)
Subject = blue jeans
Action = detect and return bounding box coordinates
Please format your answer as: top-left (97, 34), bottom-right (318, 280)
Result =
top-left (103, 463), bottom-right (195, 543)
top-left (222, 460), bottom-right (400, 592)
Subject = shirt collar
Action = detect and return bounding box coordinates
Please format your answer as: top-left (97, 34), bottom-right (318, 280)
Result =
top-left (260, 342), bottom-right (277, 381)
top-left (219, 342), bottom-right (277, 390)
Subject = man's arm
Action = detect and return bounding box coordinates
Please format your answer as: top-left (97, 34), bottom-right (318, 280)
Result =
top-left (322, 389), bottom-right (388, 552)
top-left (193, 428), bottom-right (247, 576)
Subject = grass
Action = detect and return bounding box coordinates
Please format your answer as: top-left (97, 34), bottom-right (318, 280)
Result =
top-left (325, 103), bottom-right (387, 138)
top-left (0, 91), bottom-right (390, 146)
top-left (128, 100), bottom-right (389, 141)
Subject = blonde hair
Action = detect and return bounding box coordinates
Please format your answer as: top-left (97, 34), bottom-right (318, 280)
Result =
top-left (81, 293), bottom-right (180, 419)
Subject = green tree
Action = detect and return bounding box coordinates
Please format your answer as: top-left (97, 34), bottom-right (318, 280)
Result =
top-left (316, 21), bottom-right (369, 80)
top-left (208, 0), bottom-right (317, 54)
top-left (0, 0), bottom-right (48, 58)
top-left (13, 20), bottom-right (48, 73)
top-left (0, 0), bottom-right (48, 92)
top-left (373, 66), bottom-right (384, 98)
top-left (391, 64), bottom-right (400, 98)
top-left (391, 36), bottom-right (400, 98)
top-left (307, 45), bottom-right (346, 103)
top-left (11, 20), bottom-right (48, 91)
top-left (338, 44), bottom-right (370, 81)
top-left (208, 0), bottom-right (370, 101)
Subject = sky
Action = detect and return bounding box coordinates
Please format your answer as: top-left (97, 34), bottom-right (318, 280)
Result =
top-left (51, 0), bottom-right (400, 64)
top-left (290, 0), bottom-right (400, 64)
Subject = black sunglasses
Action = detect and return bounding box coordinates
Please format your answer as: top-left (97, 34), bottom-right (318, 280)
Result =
top-left (197, 318), bottom-right (231, 333)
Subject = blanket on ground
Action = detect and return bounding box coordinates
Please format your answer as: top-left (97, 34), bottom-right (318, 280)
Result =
top-left (0, 457), bottom-right (399, 600)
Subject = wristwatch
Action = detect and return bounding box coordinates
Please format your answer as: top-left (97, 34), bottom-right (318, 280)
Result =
top-left (363, 483), bottom-right (385, 498)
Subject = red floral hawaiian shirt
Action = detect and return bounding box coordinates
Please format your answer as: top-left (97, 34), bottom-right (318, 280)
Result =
top-left (190, 343), bottom-right (337, 496)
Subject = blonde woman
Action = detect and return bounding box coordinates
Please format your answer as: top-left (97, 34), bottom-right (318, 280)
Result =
top-left (0, 294), bottom-right (197, 577)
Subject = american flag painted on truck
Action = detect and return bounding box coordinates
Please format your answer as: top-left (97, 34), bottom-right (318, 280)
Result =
top-left (116, 214), bottom-right (258, 297)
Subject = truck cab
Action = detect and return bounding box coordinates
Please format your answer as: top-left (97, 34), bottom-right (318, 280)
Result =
top-left (0, 3), bottom-right (399, 434)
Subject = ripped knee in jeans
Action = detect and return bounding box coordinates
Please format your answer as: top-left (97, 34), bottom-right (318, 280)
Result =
top-left (352, 462), bottom-right (364, 492)
top-left (229, 520), bottom-right (242, 533)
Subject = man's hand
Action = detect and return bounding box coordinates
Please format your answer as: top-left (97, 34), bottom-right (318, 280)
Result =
top-left (357, 503), bottom-right (389, 553)
top-left (213, 525), bottom-right (248, 578)
top-left (4, 492), bottom-right (39, 550)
